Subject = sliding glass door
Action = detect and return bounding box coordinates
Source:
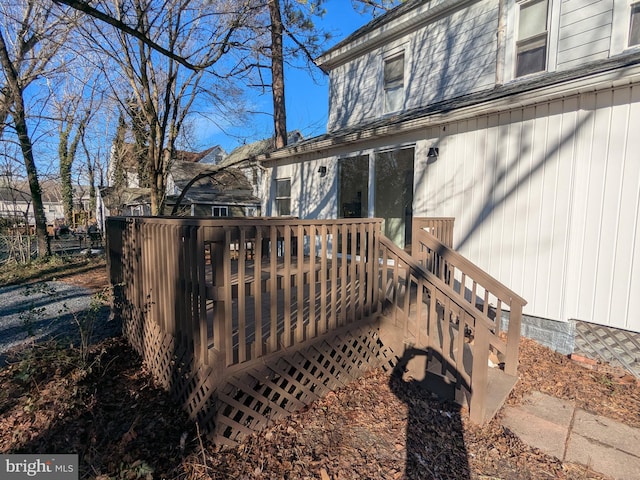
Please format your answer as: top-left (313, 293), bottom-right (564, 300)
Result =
top-left (375, 148), bottom-right (414, 249)
top-left (337, 148), bottom-right (414, 249)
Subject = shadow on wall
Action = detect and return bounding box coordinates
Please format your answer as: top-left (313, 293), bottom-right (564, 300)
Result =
top-left (329, 56), bottom-right (379, 131)
top-left (406, 6), bottom-right (497, 110)
top-left (298, 161), bottom-right (338, 219)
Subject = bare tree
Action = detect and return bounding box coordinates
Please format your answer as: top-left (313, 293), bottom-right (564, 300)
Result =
top-left (0, 1), bottom-right (76, 257)
top-left (52, 79), bottom-right (95, 225)
top-left (236, 0), bottom-right (331, 149)
top-left (75, 0), bottom-right (248, 215)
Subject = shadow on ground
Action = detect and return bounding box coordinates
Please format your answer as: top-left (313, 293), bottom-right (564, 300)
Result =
top-left (390, 348), bottom-right (470, 479)
top-left (0, 337), bottom-right (196, 479)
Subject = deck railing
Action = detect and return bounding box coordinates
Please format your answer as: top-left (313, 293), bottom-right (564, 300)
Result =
top-left (412, 217), bottom-right (455, 248)
top-left (107, 216), bottom-right (383, 378)
top-left (411, 225), bottom-right (527, 377)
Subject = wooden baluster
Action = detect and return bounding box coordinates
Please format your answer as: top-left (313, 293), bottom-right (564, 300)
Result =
top-left (469, 320), bottom-right (489, 424)
top-left (238, 227), bottom-right (247, 362)
top-left (320, 225), bottom-right (328, 334)
top-left (296, 224), bottom-right (305, 343)
top-left (269, 225), bottom-right (278, 353)
top-left (309, 225), bottom-right (317, 339)
top-left (505, 301), bottom-right (522, 376)
top-left (329, 223), bottom-right (338, 330)
top-left (254, 227), bottom-right (263, 358)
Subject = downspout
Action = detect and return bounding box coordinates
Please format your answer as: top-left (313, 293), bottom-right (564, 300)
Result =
top-left (495, 0), bottom-right (507, 85)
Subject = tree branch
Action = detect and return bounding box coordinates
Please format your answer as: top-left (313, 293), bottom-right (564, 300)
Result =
top-left (53, 0), bottom-right (203, 71)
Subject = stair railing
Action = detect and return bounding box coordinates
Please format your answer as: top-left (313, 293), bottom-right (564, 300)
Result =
top-left (411, 227), bottom-right (527, 377)
top-left (377, 235), bottom-right (508, 423)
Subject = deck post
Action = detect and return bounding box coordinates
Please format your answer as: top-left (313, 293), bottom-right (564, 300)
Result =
top-left (469, 322), bottom-right (489, 424)
top-left (212, 238), bottom-right (227, 372)
top-left (505, 301), bottom-right (522, 376)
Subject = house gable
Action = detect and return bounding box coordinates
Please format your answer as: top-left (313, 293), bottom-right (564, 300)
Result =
top-left (320, 0), bottom-right (640, 132)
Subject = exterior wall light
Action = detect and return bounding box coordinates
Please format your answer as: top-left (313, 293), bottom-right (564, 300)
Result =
top-left (427, 147), bottom-right (439, 164)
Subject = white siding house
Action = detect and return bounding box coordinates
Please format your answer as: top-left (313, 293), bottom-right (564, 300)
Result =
top-left (259, 0), bottom-right (640, 339)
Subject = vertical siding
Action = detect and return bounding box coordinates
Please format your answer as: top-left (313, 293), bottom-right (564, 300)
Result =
top-left (624, 86), bottom-right (640, 329)
top-left (415, 84), bottom-right (640, 331)
top-left (556, 0), bottom-right (613, 70)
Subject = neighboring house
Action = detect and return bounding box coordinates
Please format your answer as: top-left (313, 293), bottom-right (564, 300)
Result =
top-left (0, 185), bottom-right (34, 227)
top-left (197, 145), bottom-right (227, 165)
top-left (98, 145), bottom-right (260, 225)
top-left (0, 178), bottom-right (93, 230)
top-left (165, 161), bottom-right (261, 217)
top-left (254, 0), bottom-right (640, 347)
top-left (220, 131), bottom-right (304, 205)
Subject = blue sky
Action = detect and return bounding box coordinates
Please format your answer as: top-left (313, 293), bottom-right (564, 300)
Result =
top-left (200, 1), bottom-right (373, 154)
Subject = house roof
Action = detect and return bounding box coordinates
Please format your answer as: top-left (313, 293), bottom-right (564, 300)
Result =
top-left (113, 144), bottom-right (224, 171)
top-left (99, 186), bottom-right (150, 210)
top-left (166, 186), bottom-right (260, 207)
top-left (261, 51), bottom-right (640, 163)
top-left (220, 131), bottom-right (303, 167)
top-left (0, 180), bottom-right (91, 204)
top-left (320, 0), bottom-right (422, 56)
top-left (317, 0), bottom-right (458, 70)
top-left (175, 145), bottom-right (225, 163)
top-left (167, 165), bottom-right (261, 207)
top-left (102, 162), bottom-right (261, 210)
top-left (169, 162), bottom-right (255, 192)
top-left (0, 186), bottom-right (31, 204)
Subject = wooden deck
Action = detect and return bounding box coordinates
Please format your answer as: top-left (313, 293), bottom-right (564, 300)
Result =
top-left (107, 216), bottom-right (525, 445)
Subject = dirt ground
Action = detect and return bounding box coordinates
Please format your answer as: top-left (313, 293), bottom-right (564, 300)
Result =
top-left (1, 261), bottom-right (638, 479)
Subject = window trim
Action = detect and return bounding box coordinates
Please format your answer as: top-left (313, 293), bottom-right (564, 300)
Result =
top-left (274, 177), bottom-right (291, 217)
top-left (515, 0), bottom-right (549, 78)
top-left (383, 53), bottom-right (405, 114)
top-left (630, 2), bottom-right (640, 47)
top-left (212, 205), bottom-right (229, 217)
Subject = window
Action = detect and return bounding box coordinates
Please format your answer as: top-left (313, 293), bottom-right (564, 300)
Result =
top-left (384, 54), bottom-right (404, 113)
top-left (275, 178), bottom-right (291, 216)
top-left (516, 0), bottom-right (548, 77)
top-left (630, 3), bottom-right (640, 47)
top-left (212, 206), bottom-right (229, 217)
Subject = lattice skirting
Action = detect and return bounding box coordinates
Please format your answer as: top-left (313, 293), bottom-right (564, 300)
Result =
top-left (573, 321), bottom-right (640, 379)
top-left (121, 308), bottom-right (396, 447)
top-left (211, 324), bottom-right (396, 446)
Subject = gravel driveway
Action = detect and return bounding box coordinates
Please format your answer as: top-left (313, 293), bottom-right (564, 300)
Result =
top-left (0, 280), bottom-right (118, 365)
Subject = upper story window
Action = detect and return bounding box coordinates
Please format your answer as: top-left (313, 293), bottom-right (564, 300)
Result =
top-left (630, 3), bottom-right (640, 47)
top-left (516, 0), bottom-right (549, 77)
top-left (275, 178), bottom-right (291, 216)
top-left (212, 206), bottom-right (229, 217)
top-left (384, 54), bottom-right (404, 113)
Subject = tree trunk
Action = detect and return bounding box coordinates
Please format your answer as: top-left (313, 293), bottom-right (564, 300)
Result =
top-left (59, 128), bottom-right (74, 225)
top-left (15, 100), bottom-right (50, 257)
top-left (269, 0), bottom-right (287, 149)
top-left (82, 135), bottom-right (96, 217)
top-left (0, 30), bottom-right (50, 257)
